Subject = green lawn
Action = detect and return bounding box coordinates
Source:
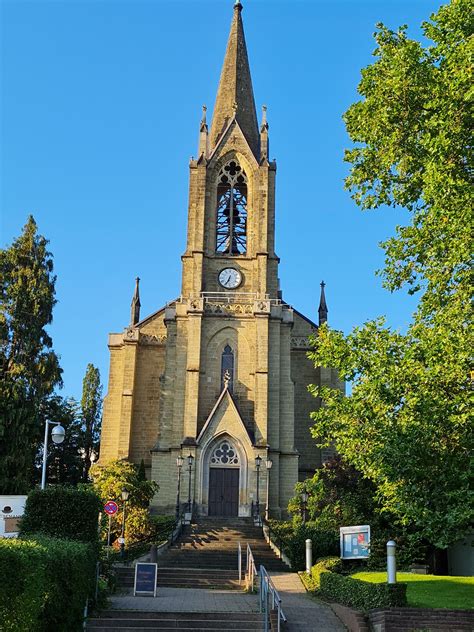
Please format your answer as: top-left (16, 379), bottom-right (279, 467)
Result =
top-left (351, 572), bottom-right (474, 610)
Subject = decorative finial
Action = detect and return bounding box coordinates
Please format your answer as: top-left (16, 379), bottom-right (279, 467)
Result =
top-left (262, 105), bottom-right (267, 126)
top-left (130, 276), bottom-right (141, 326)
top-left (234, 0), bottom-right (242, 10)
top-left (232, 101), bottom-right (238, 116)
top-left (223, 370), bottom-right (231, 388)
top-left (318, 280), bottom-right (328, 326)
top-left (201, 105), bottom-right (207, 125)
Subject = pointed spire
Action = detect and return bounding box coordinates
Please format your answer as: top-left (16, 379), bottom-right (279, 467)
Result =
top-left (130, 276), bottom-right (141, 326)
top-left (209, 1), bottom-right (259, 157)
top-left (318, 281), bottom-right (328, 325)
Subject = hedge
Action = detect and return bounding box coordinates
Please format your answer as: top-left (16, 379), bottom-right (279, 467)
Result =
top-left (320, 572), bottom-right (407, 611)
top-left (268, 520), bottom-right (338, 570)
top-left (310, 556), bottom-right (343, 589)
top-left (20, 486), bottom-right (101, 544)
top-left (0, 536), bottom-right (96, 632)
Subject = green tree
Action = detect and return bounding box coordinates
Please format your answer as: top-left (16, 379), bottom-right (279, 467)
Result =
top-left (0, 216), bottom-right (62, 493)
top-left (90, 459), bottom-right (159, 544)
top-left (79, 363), bottom-right (102, 480)
top-left (309, 0), bottom-right (472, 550)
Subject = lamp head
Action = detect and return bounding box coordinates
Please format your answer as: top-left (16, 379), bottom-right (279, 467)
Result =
top-left (265, 458), bottom-right (273, 470)
top-left (176, 455), bottom-right (184, 468)
top-left (121, 488), bottom-right (130, 501)
top-left (187, 454), bottom-right (194, 466)
top-left (51, 424), bottom-right (65, 444)
top-left (255, 455), bottom-right (262, 468)
top-left (301, 491), bottom-right (309, 503)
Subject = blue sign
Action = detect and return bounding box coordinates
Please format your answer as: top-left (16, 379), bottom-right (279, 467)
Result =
top-left (340, 525), bottom-right (370, 560)
top-left (134, 563), bottom-right (157, 596)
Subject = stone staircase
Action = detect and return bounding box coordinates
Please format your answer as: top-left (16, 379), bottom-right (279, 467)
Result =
top-left (86, 611), bottom-right (265, 631)
top-left (115, 517), bottom-right (289, 591)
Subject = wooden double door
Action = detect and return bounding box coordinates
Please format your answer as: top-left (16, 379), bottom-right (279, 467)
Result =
top-left (208, 467), bottom-right (239, 517)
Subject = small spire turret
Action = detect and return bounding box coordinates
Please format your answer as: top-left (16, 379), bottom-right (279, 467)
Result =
top-left (318, 281), bottom-right (328, 325)
top-left (198, 105), bottom-right (209, 158)
top-left (130, 276), bottom-right (141, 326)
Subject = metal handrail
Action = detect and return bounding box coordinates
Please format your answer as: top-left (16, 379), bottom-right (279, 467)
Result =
top-left (259, 565), bottom-right (286, 632)
top-left (238, 541), bottom-right (242, 585)
top-left (246, 543), bottom-right (258, 592)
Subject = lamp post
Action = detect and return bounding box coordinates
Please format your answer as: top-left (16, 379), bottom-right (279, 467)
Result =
top-left (120, 488), bottom-right (129, 560)
top-left (265, 458), bottom-right (272, 521)
top-left (255, 455), bottom-right (262, 522)
top-left (176, 455), bottom-right (184, 520)
top-left (301, 490), bottom-right (309, 525)
top-left (187, 454), bottom-right (194, 515)
top-left (41, 420), bottom-right (65, 489)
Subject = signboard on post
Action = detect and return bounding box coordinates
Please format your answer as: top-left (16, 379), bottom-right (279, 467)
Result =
top-left (104, 501), bottom-right (118, 515)
top-left (134, 563), bottom-right (157, 597)
top-left (340, 525), bottom-right (370, 560)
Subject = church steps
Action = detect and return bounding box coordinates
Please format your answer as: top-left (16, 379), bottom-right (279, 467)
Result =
top-left (86, 611), bottom-right (264, 631)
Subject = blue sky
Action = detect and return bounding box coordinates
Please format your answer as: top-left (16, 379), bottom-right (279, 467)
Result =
top-left (1, 0), bottom-right (441, 401)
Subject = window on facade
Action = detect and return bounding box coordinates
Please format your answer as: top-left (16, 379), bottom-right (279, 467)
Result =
top-left (221, 344), bottom-right (234, 392)
top-left (216, 160), bottom-right (247, 254)
top-left (210, 439), bottom-right (239, 466)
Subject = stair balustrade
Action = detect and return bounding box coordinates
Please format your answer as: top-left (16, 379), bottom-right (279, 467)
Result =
top-left (259, 565), bottom-right (286, 632)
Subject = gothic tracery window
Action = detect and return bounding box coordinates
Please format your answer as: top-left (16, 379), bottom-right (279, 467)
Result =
top-left (210, 439), bottom-right (239, 466)
top-left (216, 160), bottom-right (248, 254)
top-left (221, 344), bottom-right (234, 392)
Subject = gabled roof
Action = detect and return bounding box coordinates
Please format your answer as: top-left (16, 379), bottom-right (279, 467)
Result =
top-left (197, 385), bottom-right (254, 446)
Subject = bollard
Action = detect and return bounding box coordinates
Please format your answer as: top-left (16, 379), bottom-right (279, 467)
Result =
top-left (387, 540), bottom-right (397, 584)
top-left (305, 538), bottom-right (313, 575)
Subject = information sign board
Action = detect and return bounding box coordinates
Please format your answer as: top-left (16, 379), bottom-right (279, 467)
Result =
top-left (340, 525), bottom-right (370, 560)
top-left (134, 562), bottom-right (157, 597)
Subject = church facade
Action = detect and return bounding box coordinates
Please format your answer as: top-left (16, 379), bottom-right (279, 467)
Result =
top-left (99, 1), bottom-right (340, 518)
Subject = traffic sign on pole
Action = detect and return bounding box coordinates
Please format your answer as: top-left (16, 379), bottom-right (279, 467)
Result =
top-left (104, 501), bottom-right (118, 516)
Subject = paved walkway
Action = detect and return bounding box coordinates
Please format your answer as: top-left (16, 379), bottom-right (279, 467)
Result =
top-left (109, 573), bottom-right (346, 631)
top-left (109, 587), bottom-right (259, 612)
top-left (269, 572), bottom-right (346, 632)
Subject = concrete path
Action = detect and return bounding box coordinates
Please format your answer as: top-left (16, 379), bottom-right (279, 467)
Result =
top-left (109, 586), bottom-right (259, 612)
top-left (269, 572), bottom-right (346, 632)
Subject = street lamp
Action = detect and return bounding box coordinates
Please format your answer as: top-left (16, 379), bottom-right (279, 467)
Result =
top-left (120, 488), bottom-right (130, 559)
top-left (41, 420), bottom-right (65, 489)
top-left (265, 458), bottom-right (273, 521)
top-left (176, 455), bottom-right (184, 520)
top-left (301, 489), bottom-right (309, 525)
top-left (187, 454), bottom-right (194, 515)
top-left (255, 455), bottom-right (262, 523)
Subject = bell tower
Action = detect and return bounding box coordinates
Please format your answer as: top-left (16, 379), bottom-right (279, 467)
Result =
top-left (181, 0), bottom-right (279, 301)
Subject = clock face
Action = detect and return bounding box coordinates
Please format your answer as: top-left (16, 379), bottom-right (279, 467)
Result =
top-left (218, 268), bottom-right (242, 289)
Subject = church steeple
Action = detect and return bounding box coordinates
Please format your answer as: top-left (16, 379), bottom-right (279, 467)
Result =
top-left (209, 1), bottom-right (259, 157)
top-left (318, 281), bottom-right (328, 325)
top-left (130, 276), bottom-right (141, 326)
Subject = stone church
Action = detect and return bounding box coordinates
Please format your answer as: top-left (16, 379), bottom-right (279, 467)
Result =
top-left (99, 1), bottom-right (340, 518)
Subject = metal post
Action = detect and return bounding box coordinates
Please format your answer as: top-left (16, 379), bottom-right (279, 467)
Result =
top-left (305, 538), bottom-right (313, 575)
top-left (255, 455), bottom-right (261, 522)
top-left (387, 540), bottom-right (397, 584)
top-left (175, 459), bottom-right (183, 520)
top-left (40, 420), bottom-right (49, 490)
top-left (107, 514), bottom-right (112, 559)
top-left (265, 458), bottom-right (272, 521)
top-left (187, 455), bottom-right (193, 514)
top-left (120, 499), bottom-right (127, 559)
top-left (238, 541), bottom-right (242, 585)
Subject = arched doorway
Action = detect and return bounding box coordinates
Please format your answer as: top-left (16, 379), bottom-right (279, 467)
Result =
top-left (208, 439), bottom-right (240, 517)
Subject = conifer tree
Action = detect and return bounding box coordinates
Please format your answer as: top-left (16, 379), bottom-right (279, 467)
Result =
top-left (0, 216), bottom-right (62, 493)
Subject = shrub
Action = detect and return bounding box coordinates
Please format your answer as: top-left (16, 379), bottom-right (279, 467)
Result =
top-left (268, 520), bottom-right (338, 570)
top-left (310, 556), bottom-right (343, 589)
top-left (20, 486), bottom-right (101, 543)
top-left (0, 539), bottom-right (46, 632)
top-left (320, 572), bottom-right (407, 611)
top-left (0, 535), bottom-right (96, 632)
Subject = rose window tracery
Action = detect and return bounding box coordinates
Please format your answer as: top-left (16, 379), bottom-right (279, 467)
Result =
top-left (210, 440), bottom-right (239, 466)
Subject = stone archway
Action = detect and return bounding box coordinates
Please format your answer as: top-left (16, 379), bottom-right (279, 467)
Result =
top-left (200, 434), bottom-right (249, 517)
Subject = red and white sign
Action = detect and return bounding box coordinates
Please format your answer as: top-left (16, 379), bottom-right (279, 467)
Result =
top-left (104, 501), bottom-right (118, 516)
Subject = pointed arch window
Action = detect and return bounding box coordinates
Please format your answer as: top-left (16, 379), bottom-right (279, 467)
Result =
top-left (216, 160), bottom-right (247, 255)
top-left (221, 344), bottom-right (234, 392)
